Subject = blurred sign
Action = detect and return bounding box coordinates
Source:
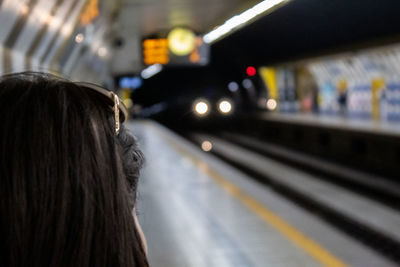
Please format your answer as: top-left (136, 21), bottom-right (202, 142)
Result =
top-left (142, 39), bottom-right (169, 65)
top-left (142, 36), bottom-right (209, 66)
top-left (371, 78), bottom-right (385, 120)
top-left (80, 0), bottom-right (99, 25)
top-left (259, 67), bottom-right (278, 99)
top-left (119, 76), bottom-right (143, 89)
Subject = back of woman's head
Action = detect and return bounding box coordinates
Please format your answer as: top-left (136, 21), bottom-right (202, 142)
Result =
top-left (0, 72), bottom-right (148, 267)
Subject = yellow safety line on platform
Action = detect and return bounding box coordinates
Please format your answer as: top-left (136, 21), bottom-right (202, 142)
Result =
top-left (151, 124), bottom-right (348, 267)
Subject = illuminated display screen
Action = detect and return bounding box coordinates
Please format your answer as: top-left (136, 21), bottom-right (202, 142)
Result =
top-left (142, 36), bottom-right (209, 66)
top-left (119, 77), bottom-right (143, 89)
top-left (142, 39), bottom-right (170, 65)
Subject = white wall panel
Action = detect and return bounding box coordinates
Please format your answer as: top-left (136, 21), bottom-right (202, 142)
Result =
top-left (0, 0), bottom-right (30, 43)
top-left (62, 43), bottom-right (83, 76)
top-left (10, 49), bottom-right (25, 72)
top-left (0, 45), bottom-right (4, 74)
top-left (110, 6), bottom-right (142, 74)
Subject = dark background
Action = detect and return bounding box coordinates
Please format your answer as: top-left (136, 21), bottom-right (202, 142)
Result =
top-left (130, 0), bottom-right (400, 107)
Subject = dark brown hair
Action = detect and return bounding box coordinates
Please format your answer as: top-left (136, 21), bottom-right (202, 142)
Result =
top-left (0, 72), bottom-right (148, 266)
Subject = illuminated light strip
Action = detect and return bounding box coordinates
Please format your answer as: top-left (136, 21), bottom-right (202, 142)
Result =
top-left (203, 0), bottom-right (291, 44)
top-left (141, 64), bottom-right (163, 79)
top-left (151, 124), bottom-right (348, 267)
top-left (25, 0), bottom-right (65, 70)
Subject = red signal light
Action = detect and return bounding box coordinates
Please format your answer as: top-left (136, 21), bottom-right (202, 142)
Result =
top-left (246, 66), bottom-right (256, 76)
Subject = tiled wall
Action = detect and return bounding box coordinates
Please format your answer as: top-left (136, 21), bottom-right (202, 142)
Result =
top-left (0, 0), bottom-right (112, 84)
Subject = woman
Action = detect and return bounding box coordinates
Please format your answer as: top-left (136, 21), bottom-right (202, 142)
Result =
top-left (0, 72), bottom-right (149, 266)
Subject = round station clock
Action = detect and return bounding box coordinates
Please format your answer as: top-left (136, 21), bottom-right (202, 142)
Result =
top-left (167, 28), bottom-right (196, 56)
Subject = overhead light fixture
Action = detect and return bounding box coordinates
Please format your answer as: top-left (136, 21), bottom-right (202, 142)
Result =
top-left (141, 64), bottom-right (163, 79)
top-left (75, 33), bottom-right (84, 43)
top-left (203, 0), bottom-right (290, 44)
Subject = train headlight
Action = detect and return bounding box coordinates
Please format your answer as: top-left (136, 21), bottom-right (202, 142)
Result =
top-left (193, 99), bottom-right (210, 116)
top-left (218, 99), bottom-right (233, 114)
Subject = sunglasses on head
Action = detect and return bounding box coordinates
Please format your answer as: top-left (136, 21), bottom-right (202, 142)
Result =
top-left (76, 82), bottom-right (128, 134)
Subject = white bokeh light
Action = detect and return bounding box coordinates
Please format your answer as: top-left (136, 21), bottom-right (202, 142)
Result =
top-left (242, 79), bottom-right (253, 89)
top-left (75, 33), bottom-right (84, 43)
top-left (228, 82), bottom-right (239, 92)
top-left (98, 47), bottom-right (108, 57)
top-left (267, 99), bottom-right (277, 110)
top-left (194, 100), bottom-right (209, 116)
top-left (218, 99), bottom-right (233, 114)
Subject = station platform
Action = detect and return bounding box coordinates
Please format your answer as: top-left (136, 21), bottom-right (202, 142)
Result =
top-left (257, 112), bottom-right (400, 137)
top-left (128, 120), bottom-right (396, 267)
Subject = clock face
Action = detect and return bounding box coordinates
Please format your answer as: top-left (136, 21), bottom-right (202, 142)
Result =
top-left (168, 28), bottom-right (196, 56)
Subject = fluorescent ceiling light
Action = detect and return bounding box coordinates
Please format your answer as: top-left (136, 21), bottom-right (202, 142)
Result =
top-left (141, 64), bottom-right (163, 79)
top-left (203, 0), bottom-right (290, 44)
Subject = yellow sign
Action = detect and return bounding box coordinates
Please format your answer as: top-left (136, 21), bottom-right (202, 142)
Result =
top-left (142, 39), bottom-right (170, 65)
top-left (337, 80), bottom-right (347, 93)
top-left (371, 78), bottom-right (385, 120)
top-left (260, 67), bottom-right (278, 99)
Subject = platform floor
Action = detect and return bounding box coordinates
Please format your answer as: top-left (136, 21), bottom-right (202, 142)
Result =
top-left (129, 120), bottom-right (396, 267)
top-left (258, 112), bottom-right (400, 137)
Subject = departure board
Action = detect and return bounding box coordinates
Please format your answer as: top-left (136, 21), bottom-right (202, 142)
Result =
top-left (142, 39), bottom-right (170, 65)
top-left (142, 36), bottom-right (209, 66)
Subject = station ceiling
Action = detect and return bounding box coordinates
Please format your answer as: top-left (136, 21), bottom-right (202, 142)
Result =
top-left (115, 0), bottom-right (258, 37)
top-left (216, 0), bottom-right (400, 66)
